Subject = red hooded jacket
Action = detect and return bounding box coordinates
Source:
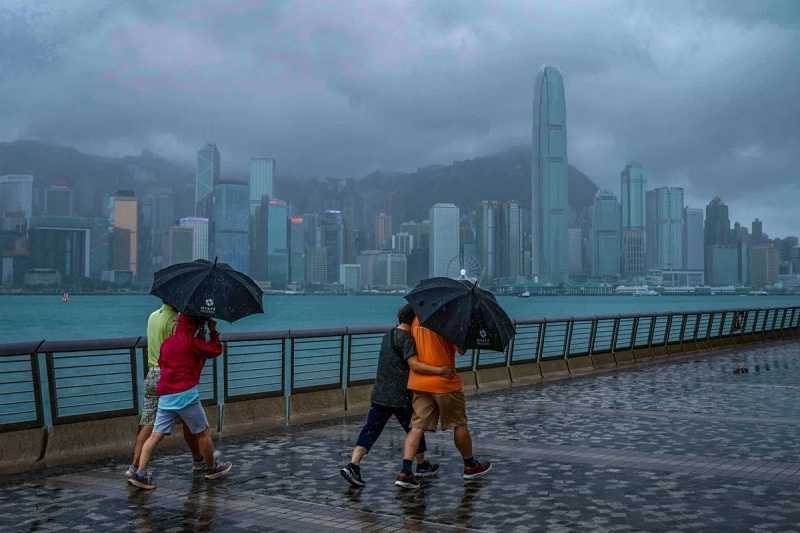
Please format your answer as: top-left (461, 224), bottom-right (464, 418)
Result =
top-left (156, 314), bottom-right (223, 396)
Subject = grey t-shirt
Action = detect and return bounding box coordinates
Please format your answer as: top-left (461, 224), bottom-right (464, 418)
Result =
top-left (370, 328), bottom-right (417, 408)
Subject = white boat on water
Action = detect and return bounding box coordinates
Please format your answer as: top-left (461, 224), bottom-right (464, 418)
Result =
top-left (615, 285), bottom-right (658, 296)
top-left (518, 290), bottom-right (531, 298)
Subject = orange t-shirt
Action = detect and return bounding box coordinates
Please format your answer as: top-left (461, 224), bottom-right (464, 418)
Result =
top-left (407, 317), bottom-right (462, 393)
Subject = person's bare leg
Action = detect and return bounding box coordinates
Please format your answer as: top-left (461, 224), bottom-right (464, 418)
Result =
top-left (350, 445), bottom-right (368, 465)
top-left (131, 425), bottom-right (153, 467)
top-left (182, 423), bottom-right (201, 458)
top-left (403, 428), bottom-right (425, 461)
top-left (196, 429), bottom-right (215, 466)
top-left (137, 432), bottom-right (164, 472)
top-left (453, 426), bottom-right (473, 459)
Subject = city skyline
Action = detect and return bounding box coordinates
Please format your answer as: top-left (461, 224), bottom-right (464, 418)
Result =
top-left (0, 2), bottom-right (798, 237)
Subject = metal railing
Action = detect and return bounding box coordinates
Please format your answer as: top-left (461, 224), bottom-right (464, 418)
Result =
top-left (1, 306), bottom-right (798, 432)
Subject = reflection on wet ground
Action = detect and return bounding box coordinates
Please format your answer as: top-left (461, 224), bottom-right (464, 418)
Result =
top-left (2, 340), bottom-right (800, 531)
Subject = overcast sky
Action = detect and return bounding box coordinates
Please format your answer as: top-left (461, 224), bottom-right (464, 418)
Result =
top-left (1, 0), bottom-right (798, 236)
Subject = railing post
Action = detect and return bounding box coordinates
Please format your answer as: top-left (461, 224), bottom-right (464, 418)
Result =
top-left (678, 313), bottom-right (687, 350)
top-left (505, 320), bottom-right (516, 366)
top-left (647, 315), bottom-right (656, 354)
top-left (609, 317), bottom-right (620, 366)
top-left (630, 317), bottom-right (639, 359)
top-left (341, 331), bottom-right (351, 395)
top-left (34, 349), bottom-right (53, 429)
top-left (588, 318), bottom-right (598, 357)
top-left (215, 342), bottom-right (226, 432)
top-left (536, 321), bottom-right (546, 363)
top-left (663, 314), bottom-right (673, 352)
top-left (563, 319), bottom-right (573, 359)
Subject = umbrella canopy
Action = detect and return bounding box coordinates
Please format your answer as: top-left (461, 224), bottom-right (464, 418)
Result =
top-left (150, 259), bottom-right (263, 322)
top-left (404, 277), bottom-right (515, 352)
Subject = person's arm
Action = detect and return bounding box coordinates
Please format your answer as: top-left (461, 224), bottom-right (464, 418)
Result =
top-left (193, 319), bottom-right (223, 358)
top-left (407, 356), bottom-right (456, 377)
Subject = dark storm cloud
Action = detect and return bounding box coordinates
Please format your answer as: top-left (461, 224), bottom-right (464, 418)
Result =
top-left (1, 0), bottom-right (798, 235)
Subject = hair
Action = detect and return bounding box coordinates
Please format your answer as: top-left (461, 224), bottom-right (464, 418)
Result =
top-left (397, 304), bottom-right (416, 326)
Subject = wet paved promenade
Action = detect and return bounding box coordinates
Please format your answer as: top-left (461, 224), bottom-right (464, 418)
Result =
top-left (2, 340), bottom-right (800, 532)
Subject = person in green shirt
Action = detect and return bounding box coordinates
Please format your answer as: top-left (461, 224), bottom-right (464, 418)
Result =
top-left (126, 302), bottom-right (202, 478)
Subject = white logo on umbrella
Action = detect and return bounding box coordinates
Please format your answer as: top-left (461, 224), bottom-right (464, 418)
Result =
top-left (200, 297), bottom-right (216, 314)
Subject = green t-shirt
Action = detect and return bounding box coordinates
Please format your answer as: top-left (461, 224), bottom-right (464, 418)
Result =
top-left (147, 304), bottom-right (178, 368)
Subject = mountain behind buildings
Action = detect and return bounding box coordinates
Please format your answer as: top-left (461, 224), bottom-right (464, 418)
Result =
top-left (1, 141), bottom-right (599, 223)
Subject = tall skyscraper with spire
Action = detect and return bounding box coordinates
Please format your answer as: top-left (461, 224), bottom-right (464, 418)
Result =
top-left (531, 65), bottom-right (568, 284)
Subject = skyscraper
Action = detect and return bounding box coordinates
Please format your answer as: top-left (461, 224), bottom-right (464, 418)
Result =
top-left (429, 203), bottom-right (460, 278)
top-left (178, 217), bottom-right (209, 260)
top-left (391, 232), bottom-right (414, 255)
top-left (0, 175), bottom-right (34, 221)
top-left (288, 216), bottom-right (305, 285)
top-left (704, 196), bottom-right (731, 284)
top-left (196, 144), bottom-right (220, 216)
top-left (267, 199), bottom-right (289, 288)
top-left (319, 210), bottom-right (345, 284)
top-left (682, 208), bottom-right (704, 271)
top-left (591, 190), bottom-right (621, 279)
top-left (531, 65), bottom-right (568, 284)
top-left (751, 244), bottom-right (779, 288)
top-left (568, 228), bottom-right (585, 277)
top-left (751, 218), bottom-right (764, 244)
top-left (620, 162), bottom-right (646, 278)
top-left (498, 201), bottom-right (523, 280)
top-left (375, 212), bottom-right (393, 250)
top-left (646, 187), bottom-right (684, 271)
top-left (477, 201), bottom-right (498, 280)
top-left (211, 181), bottom-right (249, 274)
top-left (249, 157), bottom-right (275, 215)
top-left (109, 191), bottom-right (138, 275)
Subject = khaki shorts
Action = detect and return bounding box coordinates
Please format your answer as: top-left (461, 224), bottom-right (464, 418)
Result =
top-left (140, 368), bottom-right (160, 426)
top-left (411, 391), bottom-right (467, 431)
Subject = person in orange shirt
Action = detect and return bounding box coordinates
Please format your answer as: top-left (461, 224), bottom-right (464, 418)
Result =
top-left (394, 317), bottom-right (492, 489)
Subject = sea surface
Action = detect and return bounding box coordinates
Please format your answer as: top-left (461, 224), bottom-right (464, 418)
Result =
top-left (1, 294), bottom-right (798, 343)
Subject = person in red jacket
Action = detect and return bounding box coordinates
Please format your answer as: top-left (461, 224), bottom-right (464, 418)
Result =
top-left (128, 313), bottom-right (232, 490)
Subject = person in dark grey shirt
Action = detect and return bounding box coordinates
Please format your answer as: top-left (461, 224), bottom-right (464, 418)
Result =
top-left (340, 304), bottom-right (453, 488)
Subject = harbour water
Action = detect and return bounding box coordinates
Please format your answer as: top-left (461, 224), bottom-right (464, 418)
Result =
top-left (1, 294), bottom-right (798, 343)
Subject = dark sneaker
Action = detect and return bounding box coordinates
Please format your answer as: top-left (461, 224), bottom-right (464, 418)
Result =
top-left (204, 461), bottom-right (232, 480)
top-left (340, 464), bottom-right (365, 488)
top-left (192, 457), bottom-right (206, 473)
top-left (463, 461), bottom-right (492, 480)
top-left (394, 472), bottom-right (421, 489)
top-left (415, 461), bottom-right (440, 478)
top-left (127, 470), bottom-right (156, 490)
top-left (125, 464), bottom-right (136, 479)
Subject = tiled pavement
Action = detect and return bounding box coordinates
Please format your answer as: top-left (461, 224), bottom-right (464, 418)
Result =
top-left (2, 340), bottom-right (800, 532)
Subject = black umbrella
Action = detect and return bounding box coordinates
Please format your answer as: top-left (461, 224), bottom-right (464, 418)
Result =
top-left (150, 258), bottom-right (263, 322)
top-left (404, 277), bottom-right (515, 352)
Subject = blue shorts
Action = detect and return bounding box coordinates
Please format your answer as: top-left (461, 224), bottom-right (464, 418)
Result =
top-left (153, 399), bottom-right (209, 435)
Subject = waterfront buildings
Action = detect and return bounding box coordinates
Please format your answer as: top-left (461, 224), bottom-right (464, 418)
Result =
top-left (178, 217), bottom-right (210, 260)
top-left (196, 144), bottom-right (220, 216)
top-left (267, 199), bottom-right (289, 288)
top-left (339, 264), bottom-right (362, 292)
top-left (318, 210), bottom-right (345, 284)
top-left (109, 191), bottom-right (138, 276)
top-left (163, 226), bottom-right (194, 266)
top-left (591, 190), bottom-right (621, 279)
top-left (752, 218), bottom-right (764, 244)
top-left (211, 181), bottom-right (249, 273)
top-left (620, 163), bottom-right (646, 279)
top-left (568, 228), bottom-right (584, 277)
top-left (249, 157), bottom-right (275, 215)
top-left (288, 216), bottom-right (305, 285)
top-left (375, 213), bottom-right (393, 250)
top-left (683, 208), bottom-right (704, 271)
top-left (391, 232), bottom-right (414, 255)
top-left (429, 203), bottom-right (460, 278)
top-left (28, 216), bottom-right (93, 281)
top-left (704, 197), bottom-right (732, 285)
top-left (0, 175), bottom-right (34, 222)
top-left (498, 201), bottom-right (523, 280)
top-left (304, 246), bottom-right (327, 285)
top-left (531, 65), bottom-right (569, 284)
top-left (751, 244), bottom-right (779, 288)
top-left (478, 201), bottom-right (498, 280)
top-left (646, 187), bottom-right (684, 271)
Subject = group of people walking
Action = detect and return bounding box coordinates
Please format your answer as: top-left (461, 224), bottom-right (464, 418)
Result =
top-left (341, 303), bottom-right (491, 489)
top-left (126, 301), bottom-right (491, 491)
